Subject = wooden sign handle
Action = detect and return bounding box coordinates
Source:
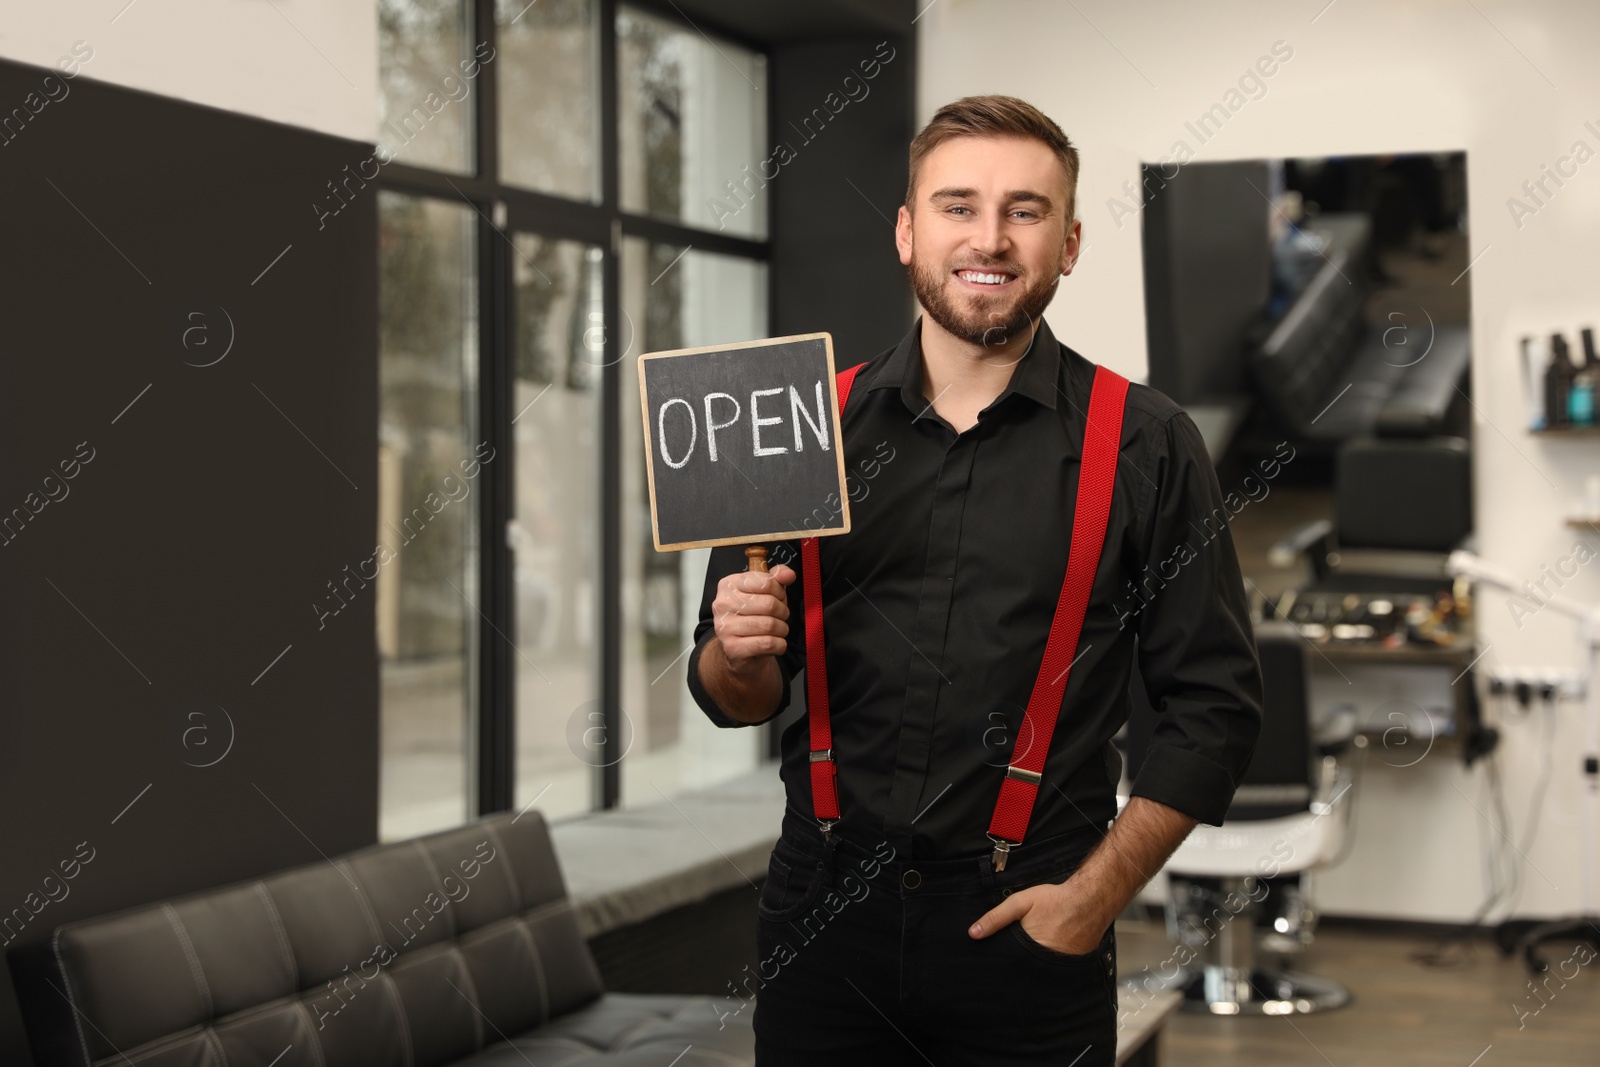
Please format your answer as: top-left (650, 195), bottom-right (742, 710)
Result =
top-left (745, 546), bottom-right (768, 573)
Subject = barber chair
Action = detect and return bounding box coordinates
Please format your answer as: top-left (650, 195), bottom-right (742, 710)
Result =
top-left (1123, 621), bottom-right (1356, 1015)
top-left (1260, 435), bottom-right (1472, 630)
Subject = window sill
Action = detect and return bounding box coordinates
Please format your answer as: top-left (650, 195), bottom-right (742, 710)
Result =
top-left (548, 764), bottom-right (786, 938)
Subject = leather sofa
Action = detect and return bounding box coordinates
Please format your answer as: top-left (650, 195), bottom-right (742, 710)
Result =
top-left (10, 811), bottom-right (754, 1066)
top-left (1248, 213), bottom-right (1471, 451)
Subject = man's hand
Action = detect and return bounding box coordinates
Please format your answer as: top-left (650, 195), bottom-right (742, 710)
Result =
top-left (967, 878), bottom-right (1110, 955)
top-left (966, 797), bottom-right (1198, 952)
top-left (698, 563), bottom-right (798, 724)
top-left (711, 563), bottom-right (797, 666)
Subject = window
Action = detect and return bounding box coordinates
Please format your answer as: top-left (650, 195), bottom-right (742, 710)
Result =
top-left (497, 0), bottom-right (600, 200)
top-left (617, 7), bottom-right (768, 238)
top-left (378, 0), bottom-right (476, 173)
top-left (377, 0), bottom-right (771, 837)
top-left (619, 241), bottom-right (768, 805)
top-left (510, 233), bottom-right (604, 821)
top-left (376, 192), bottom-right (480, 841)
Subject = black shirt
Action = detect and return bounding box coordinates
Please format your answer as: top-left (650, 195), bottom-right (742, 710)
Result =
top-left (688, 316), bottom-right (1263, 861)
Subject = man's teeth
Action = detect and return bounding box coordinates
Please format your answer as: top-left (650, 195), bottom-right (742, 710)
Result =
top-left (959, 271), bottom-right (1010, 285)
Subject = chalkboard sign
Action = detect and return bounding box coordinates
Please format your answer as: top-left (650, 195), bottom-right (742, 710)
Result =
top-left (638, 333), bottom-right (851, 551)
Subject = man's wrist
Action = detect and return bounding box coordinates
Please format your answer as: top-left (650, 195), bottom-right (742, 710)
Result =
top-left (1046, 796), bottom-right (1198, 932)
top-left (1050, 872), bottom-right (1123, 934)
top-left (717, 639), bottom-right (764, 678)
top-left (702, 638), bottom-right (782, 723)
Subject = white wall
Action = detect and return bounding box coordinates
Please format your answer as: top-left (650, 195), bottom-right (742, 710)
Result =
top-left (0, 0), bottom-right (377, 143)
top-left (920, 0), bottom-right (1600, 922)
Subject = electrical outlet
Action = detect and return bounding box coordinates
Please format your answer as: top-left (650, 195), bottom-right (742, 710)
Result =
top-left (1486, 666), bottom-right (1587, 700)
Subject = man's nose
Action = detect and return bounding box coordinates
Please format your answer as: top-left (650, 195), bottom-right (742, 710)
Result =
top-left (968, 212), bottom-right (1009, 258)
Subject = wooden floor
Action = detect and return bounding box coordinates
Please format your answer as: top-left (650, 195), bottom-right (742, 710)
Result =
top-left (1115, 915), bottom-right (1600, 1066)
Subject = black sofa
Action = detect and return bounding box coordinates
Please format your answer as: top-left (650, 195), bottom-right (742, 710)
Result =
top-left (11, 811), bottom-right (753, 1066)
top-left (1248, 214), bottom-right (1472, 450)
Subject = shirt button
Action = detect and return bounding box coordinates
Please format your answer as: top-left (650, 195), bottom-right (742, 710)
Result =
top-left (901, 868), bottom-right (922, 890)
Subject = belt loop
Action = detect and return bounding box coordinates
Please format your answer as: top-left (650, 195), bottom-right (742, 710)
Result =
top-left (976, 850), bottom-right (1000, 894)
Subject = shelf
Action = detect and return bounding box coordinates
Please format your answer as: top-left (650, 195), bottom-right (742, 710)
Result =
top-left (1313, 640), bottom-right (1476, 666)
top-left (1531, 424), bottom-right (1600, 435)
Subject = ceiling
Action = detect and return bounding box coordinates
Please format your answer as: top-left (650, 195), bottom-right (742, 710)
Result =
top-left (664, 0), bottom-right (919, 45)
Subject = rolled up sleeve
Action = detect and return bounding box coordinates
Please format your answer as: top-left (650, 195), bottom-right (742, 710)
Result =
top-left (1128, 412), bottom-right (1264, 825)
top-left (686, 540), bottom-right (808, 729)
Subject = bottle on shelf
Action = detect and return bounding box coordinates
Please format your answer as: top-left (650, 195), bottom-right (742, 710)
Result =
top-left (1522, 336), bottom-right (1543, 429)
top-left (1570, 329), bottom-right (1597, 426)
top-left (1571, 366), bottom-right (1596, 426)
top-left (1545, 331), bottom-right (1575, 428)
top-left (1574, 327), bottom-right (1600, 428)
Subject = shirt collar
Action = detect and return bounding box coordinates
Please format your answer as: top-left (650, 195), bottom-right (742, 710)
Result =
top-left (868, 315), bottom-right (1063, 418)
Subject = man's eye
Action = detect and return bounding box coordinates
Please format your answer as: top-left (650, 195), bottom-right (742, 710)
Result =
top-left (1011, 210), bottom-right (1037, 219)
top-left (947, 205), bottom-right (972, 216)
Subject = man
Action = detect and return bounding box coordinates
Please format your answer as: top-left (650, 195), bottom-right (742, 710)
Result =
top-left (688, 96), bottom-right (1262, 1065)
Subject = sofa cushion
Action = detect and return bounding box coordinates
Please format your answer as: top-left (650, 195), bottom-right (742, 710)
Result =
top-left (1373, 324), bottom-right (1471, 437)
top-left (453, 992), bottom-right (754, 1066)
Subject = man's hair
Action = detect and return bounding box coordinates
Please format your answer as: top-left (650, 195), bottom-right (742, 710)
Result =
top-left (905, 95), bottom-right (1080, 219)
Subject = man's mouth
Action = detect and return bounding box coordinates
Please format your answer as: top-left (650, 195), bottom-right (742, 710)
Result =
top-left (954, 269), bottom-right (1017, 287)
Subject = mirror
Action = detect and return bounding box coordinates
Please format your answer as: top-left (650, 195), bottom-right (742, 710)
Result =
top-left (1138, 151), bottom-right (1474, 632)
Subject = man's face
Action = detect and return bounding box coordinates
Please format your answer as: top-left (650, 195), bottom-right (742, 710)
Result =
top-left (895, 135), bottom-right (1080, 352)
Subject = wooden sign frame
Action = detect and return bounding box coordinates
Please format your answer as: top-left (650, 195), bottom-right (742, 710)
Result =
top-left (637, 332), bottom-right (852, 552)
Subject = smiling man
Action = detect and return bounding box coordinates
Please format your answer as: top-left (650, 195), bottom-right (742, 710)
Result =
top-left (689, 96), bottom-right (1263, 1066)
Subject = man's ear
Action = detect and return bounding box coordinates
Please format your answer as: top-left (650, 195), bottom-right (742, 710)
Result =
top-left (1059, 217), bottom-right (1083, 276)
top-left (895, 205), bottom-right (914, 266)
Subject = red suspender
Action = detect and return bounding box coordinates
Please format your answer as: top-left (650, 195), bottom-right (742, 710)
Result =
top-left (800, 361), bottom-right (1129, 867)
top-left (801, 362), bottom-right (864, 832)
top-left (985, 365), bottom-right (1129, 866)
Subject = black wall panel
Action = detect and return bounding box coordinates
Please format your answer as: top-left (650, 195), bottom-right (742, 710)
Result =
top-left (771, 35), bottom-right (915, 367)
top-left (0, 58), bottom-right (379, 1063)
top-left (1140, 159), bottom-right (1272, 405)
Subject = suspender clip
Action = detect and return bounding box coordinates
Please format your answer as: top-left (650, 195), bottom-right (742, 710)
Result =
top-left (818, 819), bottom-right (837, 845)
top-left (988, 834), bottom-right (1016, 872)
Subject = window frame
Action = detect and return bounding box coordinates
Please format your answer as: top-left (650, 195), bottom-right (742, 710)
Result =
top-left (377, 0), bottom-right (774, 821)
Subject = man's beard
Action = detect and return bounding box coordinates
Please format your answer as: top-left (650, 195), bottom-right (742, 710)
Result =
top-left (908, 250), bottom-right (1060, 351)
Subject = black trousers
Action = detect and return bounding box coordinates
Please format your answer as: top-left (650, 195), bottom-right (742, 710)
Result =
top-left (749, 822), bottom-right (1118, 1066)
